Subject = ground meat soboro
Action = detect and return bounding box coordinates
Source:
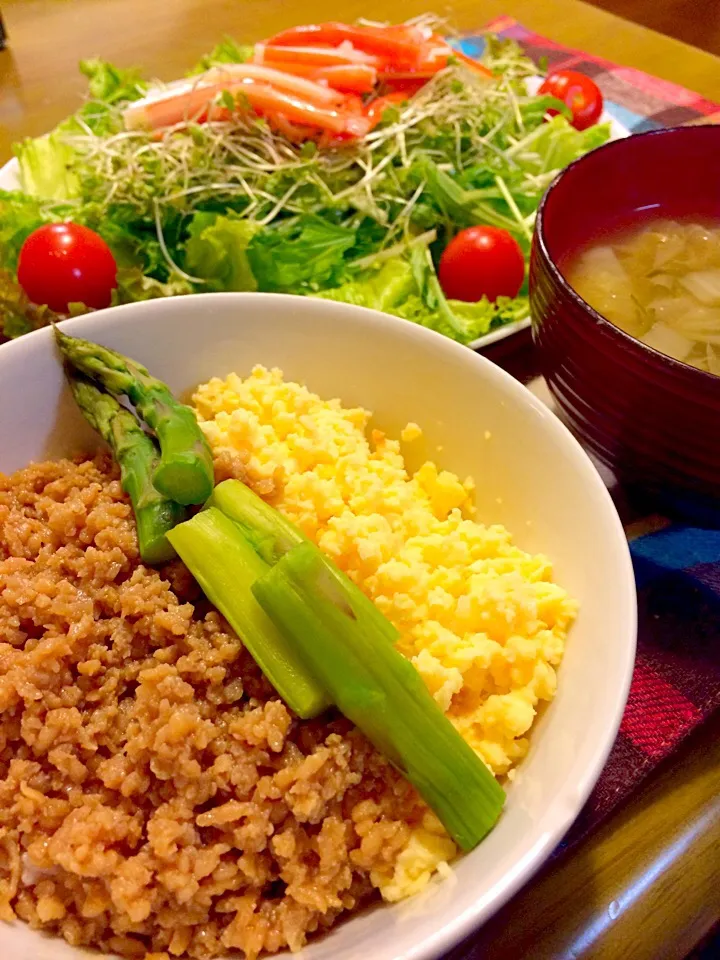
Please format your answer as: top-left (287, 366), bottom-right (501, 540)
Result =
top-left (0, 455), bottom-right (426, 958)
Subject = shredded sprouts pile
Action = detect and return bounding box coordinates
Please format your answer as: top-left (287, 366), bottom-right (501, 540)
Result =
top-left (47, 39), bottom-right (548, 278)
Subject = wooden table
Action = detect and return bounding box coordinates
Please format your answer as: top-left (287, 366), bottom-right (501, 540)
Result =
top-left (1, 2), bottom-right (719, 958)
top-left (2, 0), bottom-right (720, 156)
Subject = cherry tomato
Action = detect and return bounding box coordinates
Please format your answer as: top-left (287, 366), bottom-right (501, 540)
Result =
top-left (17, 223), bottom-right (118, 313)
top-left (438, 226), bottom-right (525, 303)
top-left (537, 69), bottom-right (603, 131)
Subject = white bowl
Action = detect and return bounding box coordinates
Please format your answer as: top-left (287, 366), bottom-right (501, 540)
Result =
top-left (0, 293), bottom-right (636, 960)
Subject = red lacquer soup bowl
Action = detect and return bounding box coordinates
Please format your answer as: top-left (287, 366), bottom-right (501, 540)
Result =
top-left (530, 125), bottom-right (720, 505)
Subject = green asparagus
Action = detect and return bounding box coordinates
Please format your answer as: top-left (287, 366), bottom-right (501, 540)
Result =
top-left (207, 479), bottom-right (307, 565)
top-left (253, 541), bottom-right (506, 851)
top-left (209, 479), bottom-right (398, 644)
top-left (55, 328), bottom-right (214, 505)
top-left (166, 508), bottom-right (330, 719)
top-left (68, 374), bottom-right (186, 564)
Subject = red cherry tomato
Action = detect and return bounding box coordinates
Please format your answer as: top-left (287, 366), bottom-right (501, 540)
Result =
top-left (17, 223), bottom-right (118, 313)
top-left (438, 226), bottom-right (525, 303)
top-left (537, 69), bottom-right (603, 131)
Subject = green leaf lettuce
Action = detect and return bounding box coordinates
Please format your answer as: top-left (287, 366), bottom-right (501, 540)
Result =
top-left (247, 216), bottom-right (356, 293)
top-left (315, 251), bottom-right (528, 345)
top-left (183, 212), bottom-right (261, 291)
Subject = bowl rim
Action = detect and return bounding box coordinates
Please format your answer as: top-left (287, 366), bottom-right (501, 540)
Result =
top-left (0, 292), bottom-right (638, 960)
top-left (533, 124), bottom-right (720, 390)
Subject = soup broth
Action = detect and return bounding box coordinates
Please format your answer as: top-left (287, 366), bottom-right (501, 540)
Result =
top-left (564, 218), bottom-right (720, 374)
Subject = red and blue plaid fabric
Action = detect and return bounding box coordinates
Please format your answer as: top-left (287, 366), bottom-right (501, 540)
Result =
top-left (457, 17), bottom-right (720, 131)
top-left (561, 522), bottom-right (720, 848)
top-left (455, 21), bottom-right (720, 848)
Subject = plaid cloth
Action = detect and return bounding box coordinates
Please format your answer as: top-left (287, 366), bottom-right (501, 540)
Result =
top-left (454, 21), bottom-right (720, 851)
top-left (560, 522), bottom-right (720, 848)
top-left (457, 17), bottom-right (720, 129)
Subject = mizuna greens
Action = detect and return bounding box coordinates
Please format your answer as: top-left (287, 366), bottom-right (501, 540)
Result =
top-left (0, 18), bottom-right (610, 342)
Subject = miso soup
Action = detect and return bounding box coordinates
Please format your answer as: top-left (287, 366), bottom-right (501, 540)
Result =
top-left (565, 219), bottom-right (720, 374)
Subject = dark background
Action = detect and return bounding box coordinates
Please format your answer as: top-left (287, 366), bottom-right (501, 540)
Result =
top-left (589, 0), bottom-right (720, 57)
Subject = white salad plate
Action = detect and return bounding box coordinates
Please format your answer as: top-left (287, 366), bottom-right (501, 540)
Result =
top-left (0, 82), bottom-right (629, 353)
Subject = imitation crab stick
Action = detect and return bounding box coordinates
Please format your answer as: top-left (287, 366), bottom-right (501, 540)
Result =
top-left (267, 62), bottom-right (378, 94)
top-left (124, 76), bottom-right (368, 137)
top-left (123, 65), bottom-right (347, 131)
top-left (238, 82), bottom-right (371, 136)
top-left (124, 80), bottom-right (233, 131)
top-left (266, 21), bottom-right (425, 66)
top-left (122, 22), bottom-right (495, 138)
top-left (393, 32), bottom-right (494, 78)
top-left (256, 42), bottom-right (380, 68)
top-left (263, 112), bottom-right (316, 143)
top-left (205, 63), bottom-right (347, 105)
top-left (259, 23), bottom-right (493, 89)
top-left (315, 64), bottom-right (377, 93)
top-left (447, 47), bottom-right (494, 78)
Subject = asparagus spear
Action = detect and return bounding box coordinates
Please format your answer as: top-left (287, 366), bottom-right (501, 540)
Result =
top-left (166, 508), bottom-right (330, 719)
top-left (68, 374), bottom-right (186, 564)
top-left (55, 328), bottom-right (214, 505)
top-left (253, 541), bottom-right (506, 852)
top-left (209, 479), bottom-right (398, 644)
top-left (207, 479), bottom-right (307, 565)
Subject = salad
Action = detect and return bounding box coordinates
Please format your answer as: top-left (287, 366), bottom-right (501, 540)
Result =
top-left (0, 15), bottom-right (610, 343)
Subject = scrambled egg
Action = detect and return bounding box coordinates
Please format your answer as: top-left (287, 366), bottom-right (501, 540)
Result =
top-left (192, 366), bottom-right (577, 899)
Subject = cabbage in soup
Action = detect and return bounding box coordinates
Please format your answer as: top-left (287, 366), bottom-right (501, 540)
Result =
top-left (565, 219), bottom-right (720, 374)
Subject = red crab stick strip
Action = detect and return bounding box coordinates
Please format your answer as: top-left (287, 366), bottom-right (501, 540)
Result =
top-left (389, 32), bottom-right (494, 78)
top-left (123, 65), bottom-right (346, 131)
top-left (209, 81), bottom-right (371, 137)
top-left (417, 33), bottom-right (495, 78)
top-left (315, 63), bottom-right (377, 93)
top-left (123, 80), bottom-right (233, 131)
top-left (204, 63), bottom-right (346, 105)
top-left (240, 81), bottom-right (369, 135)
top-left (267, 113), bottom-right (317, 143)
top-left (262, 61), bottom-right (378, 94)
top-left (256, 42), bottom-right (380, 68)
top-left (266, 21), bottom-right (424, 66)
top-left (125, 77), bottom-right (365, 136)
top-left (444, 46), bottom-right (494, 78)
